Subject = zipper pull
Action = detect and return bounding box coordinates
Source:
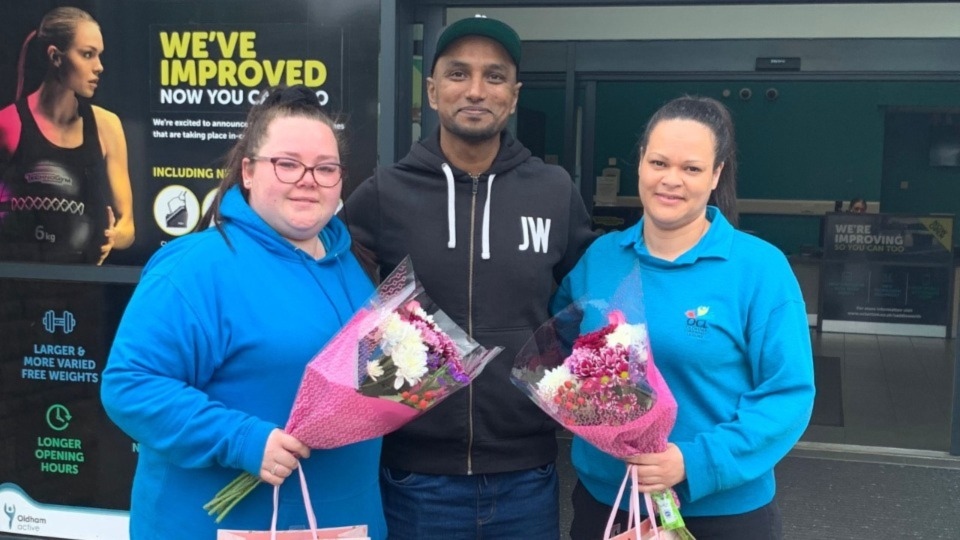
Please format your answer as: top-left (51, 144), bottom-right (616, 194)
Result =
top-left (470, 174), bottom-right (480, 195)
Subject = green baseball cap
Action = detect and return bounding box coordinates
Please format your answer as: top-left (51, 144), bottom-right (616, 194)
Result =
top-left (433, 14), bottom-right (521, 71)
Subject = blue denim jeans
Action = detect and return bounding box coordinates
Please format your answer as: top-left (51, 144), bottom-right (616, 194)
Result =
top-left (380, 463), bottom-right (560, 539)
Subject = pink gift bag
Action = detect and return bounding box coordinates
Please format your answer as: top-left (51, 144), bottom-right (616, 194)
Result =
top-left (217, 467), bottom-right (368, 540)
top-left (605, 466), bottom-right (682, 540)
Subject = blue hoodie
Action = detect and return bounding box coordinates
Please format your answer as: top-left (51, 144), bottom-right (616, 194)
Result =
top-left (101, 186), bottom-right (385, 539)
top-left (552, 207), bottom-right (814, 517)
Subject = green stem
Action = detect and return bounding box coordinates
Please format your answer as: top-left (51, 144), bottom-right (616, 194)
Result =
top-left (410, 365), bottom-right (449, 394)
top-left (204, 473), bottom-right (251, 509)
top-left (203, 473), bottom-right (260, 518)
top-left (214, 475), bottom-right (262, 523)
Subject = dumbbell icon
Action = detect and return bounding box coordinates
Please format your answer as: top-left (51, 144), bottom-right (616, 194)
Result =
top-left (42, 310), bottom-right (76, 334)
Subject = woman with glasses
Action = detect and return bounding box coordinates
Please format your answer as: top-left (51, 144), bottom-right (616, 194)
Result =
top-left (0, 7), bottom-right (134, 264)
top-left (101, 85), bottom-right (386, 539)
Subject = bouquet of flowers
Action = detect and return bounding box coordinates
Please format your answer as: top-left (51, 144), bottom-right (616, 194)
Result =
top-left (526, 308), bottom-right (657, 437)
top-left (511, 271), bottom-right (693, 539)
top-left (205, 257), bottom-right (501, 522)
top-left (354, 299), bottom-right (472, 409)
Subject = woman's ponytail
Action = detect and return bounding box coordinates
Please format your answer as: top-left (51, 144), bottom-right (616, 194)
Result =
top-left (15, 29), bottom-right (37, 101)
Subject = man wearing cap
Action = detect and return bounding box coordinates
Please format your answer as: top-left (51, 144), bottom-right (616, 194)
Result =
top-left (343, 15), bottom-right (596, 538)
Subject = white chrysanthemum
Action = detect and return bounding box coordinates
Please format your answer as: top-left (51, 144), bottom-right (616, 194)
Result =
top-left (606, 322), bottom-right (647, 348)
top-left (536, 365), bottom-right (574, 400)
top-left (366, 360), bottom-right (384, 380)
top-left (381, 313), bottom-right (419, 353)
top-left (391, 339), bottom-right (429, 389)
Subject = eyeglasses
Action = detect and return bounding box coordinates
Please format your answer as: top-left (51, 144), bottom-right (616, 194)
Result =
top-left (250, 156), bottom-right (343, 187)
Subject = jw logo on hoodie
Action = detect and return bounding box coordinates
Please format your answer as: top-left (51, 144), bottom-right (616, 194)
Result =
top-left (519, 217), bottom-right (551, 253)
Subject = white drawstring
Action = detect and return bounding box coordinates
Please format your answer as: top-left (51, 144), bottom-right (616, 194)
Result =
top-left (481, 174), bottom-right (496, 260)
top-left (442, 163), bottom-right (456, 249)
top-left (443, 164), bottom-right (494, 259)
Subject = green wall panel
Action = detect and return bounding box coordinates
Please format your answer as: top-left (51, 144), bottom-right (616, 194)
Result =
top-left (592, 80), bottom-right (960, 254)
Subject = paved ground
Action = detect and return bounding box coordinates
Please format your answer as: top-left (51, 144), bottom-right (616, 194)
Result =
top-left (776, 451), bottom-right (960, 539)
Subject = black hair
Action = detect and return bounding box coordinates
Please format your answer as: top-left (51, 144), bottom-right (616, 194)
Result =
top-left (638, 96), bottom-right (739, 228)
top-left (848, 198), bottom-right (867, 210)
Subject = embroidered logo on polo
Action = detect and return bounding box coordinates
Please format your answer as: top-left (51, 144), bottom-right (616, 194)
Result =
top-left (518, 216), bottom-right (551, 253)
top-left (685, 305), bottom-right (711, 338)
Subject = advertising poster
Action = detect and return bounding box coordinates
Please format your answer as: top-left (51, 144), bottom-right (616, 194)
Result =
top-left (145, 22), bottom-right (345, 248)
top-left (819, 212), bottom-right (954, 337)
top-left (0, 0), bottom-right (380, 268)
top-left (0, 1), bottom-right (380, 538)
top-left (0, 279), bottom-right (135, 539)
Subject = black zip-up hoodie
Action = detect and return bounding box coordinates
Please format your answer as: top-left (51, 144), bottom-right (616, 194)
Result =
top-left (342, 128), bottom-right (596, 475)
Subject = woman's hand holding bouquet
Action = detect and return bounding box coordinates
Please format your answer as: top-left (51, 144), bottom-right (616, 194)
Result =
top-left (512, 282), bottom-right (694, 539)
top-left (205, 258), bottom-right (501, 523)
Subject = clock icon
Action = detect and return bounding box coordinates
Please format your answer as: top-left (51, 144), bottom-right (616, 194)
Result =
top-left (46, 404), bottom-right (72, 431)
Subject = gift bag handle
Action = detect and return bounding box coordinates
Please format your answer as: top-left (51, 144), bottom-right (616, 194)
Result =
top-left (603, 465), bottom-right (661, 540)
top-left (270, 465), bottom-right (319, 540)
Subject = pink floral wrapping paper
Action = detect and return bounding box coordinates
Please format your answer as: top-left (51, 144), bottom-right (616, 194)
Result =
top-left (568, 355), bottom-right (676, 459)
top-left (283, 257), bottom-right (501, 449)
top-left (284, 308), bottom-right (420, 449)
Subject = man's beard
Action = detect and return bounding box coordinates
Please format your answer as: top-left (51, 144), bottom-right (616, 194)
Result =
top-left (441, 117), bottom-right (507, 143)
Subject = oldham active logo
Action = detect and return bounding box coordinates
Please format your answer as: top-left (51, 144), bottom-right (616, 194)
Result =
top-left (1, 501), bottom-right (45, 534)
top-left (4, 503), bottom-right (14, 530)
top-left (685, 306), bottom-right (711, 338)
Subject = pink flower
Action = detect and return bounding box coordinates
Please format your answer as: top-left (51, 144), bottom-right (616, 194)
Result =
top-left (608, 310), bottom-right (626, 326)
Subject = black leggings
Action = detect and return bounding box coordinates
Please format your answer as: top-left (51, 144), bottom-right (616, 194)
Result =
top-left (569, 480), bottom-right (784, 540)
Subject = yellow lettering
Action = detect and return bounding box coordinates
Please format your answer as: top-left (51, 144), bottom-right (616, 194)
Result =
top-left (262, 59), bottom-right (284, 86)
top-left (218, 60), bottom-right (238, 86)
top-left (159, 54), bottom-right (328, 88)
top-left (215, 32), bottom-right (239, 58)
top-left (238, 60), bottom-right (263, 86)
top-left (170, 60), bottom-right (196, 85)
top-left (198, 59), bottom-right (217, 85)
top-left (238, 32), bottom-right (257, 59)
top-left (159, 32), bottom-right (190, 59)
top-left (304, 61), bottom-right (326, 86)
top-left (191, 31), bottom-right (210, 58)
top-left (285, 59), bottom-right (303, 85)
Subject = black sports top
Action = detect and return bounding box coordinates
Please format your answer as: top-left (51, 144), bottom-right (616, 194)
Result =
top-left (0, 98), bottom-right (110, 263)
